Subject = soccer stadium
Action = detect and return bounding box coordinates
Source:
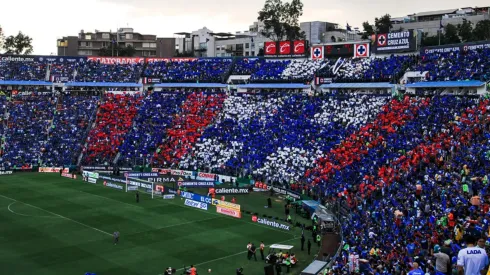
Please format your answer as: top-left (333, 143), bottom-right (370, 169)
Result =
top-left (1, 1), bottom-right (490, 275)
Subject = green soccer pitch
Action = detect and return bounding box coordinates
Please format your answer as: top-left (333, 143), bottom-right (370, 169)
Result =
top-left (0, 173), bottom-right (319, 275)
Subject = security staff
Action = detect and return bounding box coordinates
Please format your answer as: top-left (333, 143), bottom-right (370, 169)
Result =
top-left (135, 191), bottom-right (140, 203)
top-left (260, 241), bottom-right (265, 260)
top-left (316, 234), bottom-right (321, 247)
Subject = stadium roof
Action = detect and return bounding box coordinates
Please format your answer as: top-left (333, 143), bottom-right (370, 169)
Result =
top-left (320, 82), bottom-right (394, 89)
top-left (153, 83), bottom-right (228, 88)
top-left (405, 81), bottom-right (485, 88)
top-left (415, 8), bottom-right (458, 17)
top-left (0, 80), bottom-right (53, 86)
top-left (237, 84), bottom-right (310, 89)
top-left (174, 32), bottom-right (190, 36)
top-left (65, 82), bottom-right (143, 87)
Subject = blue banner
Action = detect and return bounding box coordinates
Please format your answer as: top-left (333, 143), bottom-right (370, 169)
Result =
top-left (0, 55), bottom-right (86, 63)
top-left (180, 191), bottom-right (213, 204)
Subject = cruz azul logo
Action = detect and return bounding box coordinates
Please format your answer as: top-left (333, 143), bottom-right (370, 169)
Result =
top-left (279, 41), bottom-right (291, 55)
top-left (252, 216), bottom-right (290, 230)
top-left (264, 42), bottom-right (277, 55)
top-left (293, 40), bottom-right (305, 54)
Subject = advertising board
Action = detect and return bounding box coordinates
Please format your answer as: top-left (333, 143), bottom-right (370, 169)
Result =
top-left (252, 216), bottom-right (290, 230)
top-left (184, 199), bottom-right (208, 210)
top-left (216, 206), bottom-right (242, 218)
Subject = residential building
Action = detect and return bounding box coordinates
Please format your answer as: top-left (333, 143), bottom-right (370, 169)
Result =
top-left (390, 6), bottom-right (490, 36)
top-left (57, 28), bottom-right (176, 57)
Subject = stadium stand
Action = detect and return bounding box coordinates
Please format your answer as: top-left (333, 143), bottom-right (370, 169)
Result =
top-left (2, 93), bottom-right (55, 167)
top-left (316, 55), bottom-right (418, 83)
top-left (143, 59), bottom-right (232, 83)
top-left (0, 59), bottom-right (47, 81)
top-left (1, 46), bottom-right (490, 274)
top-left (152, 91), bottom-right (226, 166)
top-left (118, 91), bottom-right (187, 166)
top-left (414, 48), bottom-right (490, 81)
top-left (42, 95), bottom-right (98, 166)
top-left (75, 60), bottom-right (144, 83)
top-left (83, 93), bottom-right (143, 165)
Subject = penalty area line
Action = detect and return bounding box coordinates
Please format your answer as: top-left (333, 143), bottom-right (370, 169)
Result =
top-left (0, 194), bottom-right (112, 237)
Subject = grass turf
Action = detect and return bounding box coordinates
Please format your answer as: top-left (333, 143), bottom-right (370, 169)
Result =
top-left (0, 173), bottom-right (319, 275)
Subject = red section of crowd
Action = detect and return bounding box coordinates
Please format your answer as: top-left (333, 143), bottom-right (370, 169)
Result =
top-left (305, 96), bottom-right (430, 184)
top-left (369, 99), bottom-right (489, 189)
top-left (83, 93), bottom-right (142, 164)
top-left (153, 92), bottom-right (226, 165)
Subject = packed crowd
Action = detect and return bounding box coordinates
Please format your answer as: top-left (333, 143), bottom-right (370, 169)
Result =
top-left (414, 48), bottom-right (490, 82)
top-left (181, 93), bottom-right (389, 182)
top-left (317, 55), bottom-right (419, 83)
top-left (152, 91), bottom-right (226, 165)
top-left (0, 48), bottom-right (488, 85)
top-left (299, 95), bottom-right (490, 274)
top-left (75, 60), bottom-right (144, 83)
top-left (0, 60), bottom-right (47, 81)
top-left (118, 91), bottom-right (187, 166)
top-left (144, 59), bottom-right (232, 83)
top-left (1, 93), bottom-right (55, 168)
top-left (41, 96), bottom-right (98, 166)
top-left (83, 93), bottom-right (142, 165)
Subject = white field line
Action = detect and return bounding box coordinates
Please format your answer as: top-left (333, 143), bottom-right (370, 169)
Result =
top-left (0, 194), bottom-right (112, 237)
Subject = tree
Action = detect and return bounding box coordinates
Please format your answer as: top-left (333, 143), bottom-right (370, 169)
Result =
top-left (443, 23), bottom-right (460, 44)
top-left (374, 14), bottom-right (392, 33)
top-left (98, 44), bottom-right (136, 57)
top-left (421, 32), bottom-right (441, 47)
top-left (472, 20), bottom-right (490, 41)
top-left (258, 0), bottom-right (305, 42)
top-left (0, 26), bottom-right (4, 53)
top-left (3, 32), bottom-right (33, 55)
top-left (361, 21), bottom-right (374, 39)
top-left (458, 19), bottom-right (474, 42)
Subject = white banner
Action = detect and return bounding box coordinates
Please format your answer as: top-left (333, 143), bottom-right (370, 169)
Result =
top-left (184, 199), bottom-right (208, 210)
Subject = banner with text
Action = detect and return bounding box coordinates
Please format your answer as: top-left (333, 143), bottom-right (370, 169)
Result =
top-left (216, 206), bottom-right (242, 218)
top-left (87, 57), bottom-right (145, 64)
top-left (184, 199), bottom-right (208, 210)
top-left (373, 31), bottom-right (416, 53)
top-left (421, 40), bottom-right (490, 54)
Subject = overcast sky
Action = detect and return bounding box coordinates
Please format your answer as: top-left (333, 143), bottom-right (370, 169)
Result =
top-left (1, 0), bottom-right (488, 55)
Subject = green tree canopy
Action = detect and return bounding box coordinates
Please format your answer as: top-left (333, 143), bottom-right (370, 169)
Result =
top-left (98, 44), bottom-right (136, 57)
top-left (258, 0), bottom-right (305, 42)
top-left (374, 14), bottom-right (393, 33)
top-left (3, 31), bottom-right (33, 55)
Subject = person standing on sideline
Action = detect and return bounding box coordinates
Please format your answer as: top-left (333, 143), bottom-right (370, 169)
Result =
top-left (260, 241), bottom-right (265, 260)
top-left (250, 243), bottom-right (257, 261)
top-left (135, 191), bottom-right (140, 203)
top-left (247, 242), bottom-right (252, 260)
top-left (307, 239), bottom-right (312, 255)
top-left (301, 235), bottom-right (305, 251)
top-left (316, 234), bottom-right (321, 247)
top-left (113, 231), bottom-right (119, 245)
top-left (457, 235), bottom-right (489, 275)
